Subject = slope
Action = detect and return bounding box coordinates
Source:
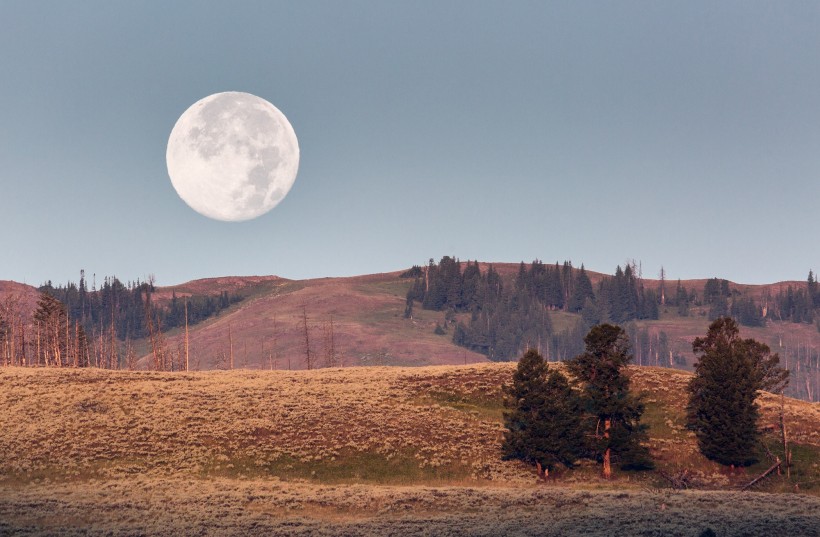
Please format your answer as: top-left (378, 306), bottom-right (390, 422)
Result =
top-left (0, 364), bottom-right (818, 536)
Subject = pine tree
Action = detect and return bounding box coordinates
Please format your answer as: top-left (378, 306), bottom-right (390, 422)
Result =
top-left (502, 349), bottom-right (584, 478)
top-left (569, 264), bottom-right (595, 312)
top-left (686, 317), bottom-right (789, 466)
top-left (675, 279), bottom-right (689, 316)
top-left (566, 324), bottom-right (653, 478)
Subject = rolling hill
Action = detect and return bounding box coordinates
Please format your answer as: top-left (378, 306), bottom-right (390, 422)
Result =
top-left (2, 264), bottom-right (819, 402)
top-left (0, 364), bottom-right (818, 535)
top-left (149, 266), bottom-right (819, 402)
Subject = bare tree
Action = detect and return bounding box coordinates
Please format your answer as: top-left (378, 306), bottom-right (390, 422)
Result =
top-left (228, 323), bottom-right (234, 370)
top-left (109, 300), bottom-right (118, 369)
top-left (323, 315), bottom-right (337, 368)
top-left (184, 299), bottom-right (189, 372)
top-left (143, 283), bottom-right (162, 370)
top-left (659, 266), bottom-right (666, 306)
top-left (269, 314), bottom-right (279, 370)
top-left (780, 391), bottom-right (791, 478)
top-left (0, 295), bottom-right (22, 366)
top-left (301, 305), bottom-right (312, 370)
top-left (125, 337), bottom-right (136, 370)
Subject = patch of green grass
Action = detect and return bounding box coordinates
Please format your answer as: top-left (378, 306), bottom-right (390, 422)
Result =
top-left (0, 459), bottom-right (143, 487)
top-left (749, 436), bottom-right (820, 493)
top-left (354, 280), bottom-right (412, 298)
top-left (548, 311), bottom-right (583, 333)
top-left (200, 450), bottom-right (472, 485)
top-left (422, 390), bottom-right (506, 422)
top-left (640, 401), bottom-right (682, 440)
top-left (366, 280), bottom-right (414, 298)
top-left (786, 443), bottom-right (820, 492)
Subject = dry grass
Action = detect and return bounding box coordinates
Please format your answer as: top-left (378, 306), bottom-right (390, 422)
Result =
top-left (158, 273), bottom-right (487, 371)
top-left (1, 364), bottom-right (819, 535)
top-left (2, 478), bottom-right (819, 536)
top-left (0, 365), bottom-right (523, 486)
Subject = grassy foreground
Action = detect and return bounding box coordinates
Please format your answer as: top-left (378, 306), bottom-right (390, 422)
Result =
top-left (0, 364), bottom-right (819, 535)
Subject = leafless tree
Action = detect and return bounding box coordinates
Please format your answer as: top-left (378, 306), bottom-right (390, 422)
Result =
top-left (184, 299), bottom-right (189, 372)
top-left (301, 305), bottom-right (312, 370)
top-left (322, 315), bottom-right (337, 368)
top-left (659, 266), bottom-right (666, 306)
top-left (228, 323), bottom-right (234, 369)
top-left (143, 283), bottom-right (162, 370)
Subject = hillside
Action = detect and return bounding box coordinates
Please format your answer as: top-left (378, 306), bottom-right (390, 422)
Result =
top-left (150, 267), bottom-right (819, 401)
top-left (152, 271), bottom-right (489, 370)
top-left (0, 364), bottom-right (818, 535)
top-left (2, 265), bottom-right (819, 401)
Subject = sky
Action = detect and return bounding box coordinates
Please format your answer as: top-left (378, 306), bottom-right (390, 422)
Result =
top-left (1, 1), bottom-right (819, 287)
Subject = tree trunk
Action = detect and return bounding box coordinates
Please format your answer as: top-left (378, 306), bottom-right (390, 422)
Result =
top-left (184, 300), bottom-right (189, 372)
top-left (228, 324), bottom-right (234, 370)
top-left (603, 418), bottom-right (612, 479)
top-left (535, 461), bottom-right (547, 481)
top-left (302, 306), bottom-right (312, 370)
top-left (781, 391), bottom-right (791, 478)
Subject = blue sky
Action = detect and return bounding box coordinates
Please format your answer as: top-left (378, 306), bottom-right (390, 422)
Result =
top-left (1, 1), bottom-right (818, 287)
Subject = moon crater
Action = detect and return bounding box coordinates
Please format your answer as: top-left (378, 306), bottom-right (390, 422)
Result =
top-left (166, 92), bottom-right (299, 222)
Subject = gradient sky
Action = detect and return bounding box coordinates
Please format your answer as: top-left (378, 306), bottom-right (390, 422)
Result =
top-left (1, 1), bottom-right (819, 287)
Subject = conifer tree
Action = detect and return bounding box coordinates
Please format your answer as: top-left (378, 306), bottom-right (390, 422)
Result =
top-left (566, 324), bottom-right (652, 478)
top-left (687, 317), bottom-right (789, 466)
top-left (569, 264), bottom-right (595, 312)
top-left (502, 349), bottom-right (584, 478)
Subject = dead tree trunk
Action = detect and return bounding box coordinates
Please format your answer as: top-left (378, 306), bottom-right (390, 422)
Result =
top-left (742, 459), bottom-right (781, 491)
top-left (144, 288), bottom-right (160, 371)
top-left (110, 304), bottom-right (117, 370)
top-left (270, 314), bottom-right (278, 370)
top-left (184, 300), bottom-right (189, 372)
top-left (228, 323), bottom-right (234, 370)
top-left (302, 306), bottom-right (312, 370)
top-left (780, 391), bottom-right (791, 479)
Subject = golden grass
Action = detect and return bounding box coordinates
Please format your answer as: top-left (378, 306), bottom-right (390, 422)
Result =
top-left (1, 364), bottom-right (819, 535)
top-left (0, 365), bottom-right (526, 486)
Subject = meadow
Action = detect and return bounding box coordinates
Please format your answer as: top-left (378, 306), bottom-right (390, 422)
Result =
top-left (1, 363), bottom-right (819, 535)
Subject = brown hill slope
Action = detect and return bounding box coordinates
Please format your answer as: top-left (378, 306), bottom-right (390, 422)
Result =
top-left (2, 266), bottom-right (817, 401)
top-left (0, 280), bottom-right (39, 315)
top-left (141, 268), bottom-right (819, 402)
top-left (149, 271), bottom-right (488, 370)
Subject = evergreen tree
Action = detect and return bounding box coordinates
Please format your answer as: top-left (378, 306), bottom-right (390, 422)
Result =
top-left (686, 317), bottom-right (789, 466)
top-left (566, 324), bottom-right (653, 478)
top-left (569, 264), bottom-right (595, 312)
top-left (502, 349), bottom-right (584, 478)
top-left (731, 296), bottom-right (764, 327)
top-left (580, 297), bottom-right (604, 327)
top-left (708, 295), bottom-right (729, 321)
top-left (809, 270), bottom-right (819, 309)
top-left (675, 279), bottom-right (690, 316)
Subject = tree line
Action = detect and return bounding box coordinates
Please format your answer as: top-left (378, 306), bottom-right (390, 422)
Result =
top-left (404, 257), bottom-right (670, 362)
top-left (405, 258), bottom-right (820, 362)
top-left (39, 271), bottom-right (242, 341)
top-left (0, 272), bottom-right (242, 370)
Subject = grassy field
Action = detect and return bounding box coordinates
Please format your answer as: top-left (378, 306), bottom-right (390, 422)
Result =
top-left (0, 364), bottom-right (819, 535)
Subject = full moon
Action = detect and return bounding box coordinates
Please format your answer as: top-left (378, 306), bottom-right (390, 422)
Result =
top-left (166, 92), bottom-right (299, 222)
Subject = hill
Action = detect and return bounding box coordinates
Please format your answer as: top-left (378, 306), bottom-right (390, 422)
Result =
top-left (150, 266), bottom-right (819, 401)
top-left (0, 364), bottom-right (818, 535)
top-left (2, 264), bottom-right (818, 401)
